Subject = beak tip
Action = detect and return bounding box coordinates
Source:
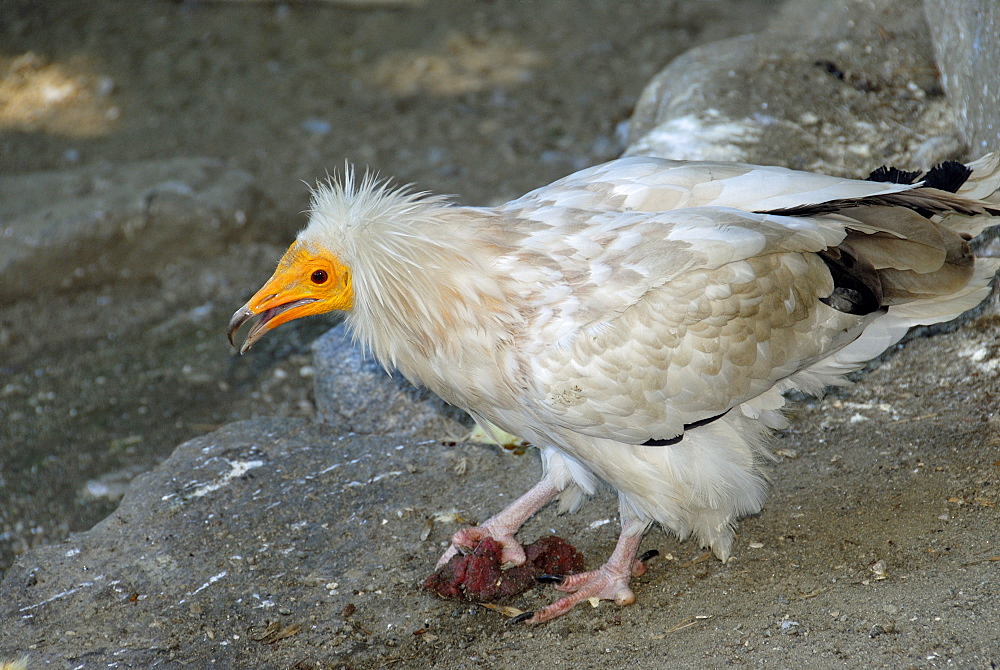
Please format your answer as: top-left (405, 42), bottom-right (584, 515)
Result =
top-left (227, 305), bottom-right (255, 354)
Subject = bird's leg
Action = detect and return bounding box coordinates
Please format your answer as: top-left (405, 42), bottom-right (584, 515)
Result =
top-left (524, 518), bottom-right (652, 624)
top-left (436, 478), bottom-right (559, 568)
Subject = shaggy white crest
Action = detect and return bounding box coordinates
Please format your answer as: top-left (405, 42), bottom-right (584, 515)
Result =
top-left (303, 166), bottom-right (457, 267)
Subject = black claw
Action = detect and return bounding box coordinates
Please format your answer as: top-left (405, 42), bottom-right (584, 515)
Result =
top-left (638, 549), bottom-right (660, 563)
top-left (535, 573), bottom-right (565, 584)
top-left (509, 611), bottom-right (535, 625)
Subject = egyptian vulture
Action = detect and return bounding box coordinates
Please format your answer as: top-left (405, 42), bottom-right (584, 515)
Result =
top-left (229, 154), bottom-right (1000, 623)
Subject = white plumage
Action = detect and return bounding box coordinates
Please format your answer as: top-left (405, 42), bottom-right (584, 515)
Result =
top-left (230, 154), bottom-right (1000, 623)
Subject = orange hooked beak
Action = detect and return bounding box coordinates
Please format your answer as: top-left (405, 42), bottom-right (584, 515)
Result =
top-left (227, 242), bottom-right (353, 354)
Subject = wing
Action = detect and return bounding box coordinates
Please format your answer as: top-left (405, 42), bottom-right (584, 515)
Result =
top-left (503, 156), bottom-right (916, 214)
top-left (498, 156), bottom-right (993, 446)
top-left (508, 206), bottom-right (865, 445)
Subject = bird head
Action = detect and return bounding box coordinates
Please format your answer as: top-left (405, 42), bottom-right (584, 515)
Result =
top-left (228, 166), bottom-right (466, 356)
top-left (227, 240), bottom-right (353, 354)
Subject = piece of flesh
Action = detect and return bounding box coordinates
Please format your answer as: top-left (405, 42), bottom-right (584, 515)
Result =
top-left (424, 536), bottom-right (585, 602)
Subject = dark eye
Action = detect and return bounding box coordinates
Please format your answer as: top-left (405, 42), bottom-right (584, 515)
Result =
top-left (311, 269), bottom-right (329, 284)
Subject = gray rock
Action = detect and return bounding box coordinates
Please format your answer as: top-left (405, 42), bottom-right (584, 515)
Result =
top-left (0, 158), bottom-right (266, 305)
top-left (924, 0), bottom-right (1000, 154)
top-left (0, 418), bottom-right (547, 667)
top-left (626, 0), bottom-right (963, 174)
top-left (311, 322), bottom-right (471, 438)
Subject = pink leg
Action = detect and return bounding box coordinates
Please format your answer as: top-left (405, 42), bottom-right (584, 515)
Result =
top-left (524, 521), bottom-right (652, 624)
top-left (436, 478), bottom-right (559, 568)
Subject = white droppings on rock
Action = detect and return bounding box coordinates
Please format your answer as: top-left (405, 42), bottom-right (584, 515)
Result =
top-left (960, 345), bottom-right (999, 371)
top-left (186, 459), bottom-right (265, 499)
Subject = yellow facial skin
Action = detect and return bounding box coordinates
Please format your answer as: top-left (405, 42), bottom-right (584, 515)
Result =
top-left (227, 242), bottom-right (352, 354)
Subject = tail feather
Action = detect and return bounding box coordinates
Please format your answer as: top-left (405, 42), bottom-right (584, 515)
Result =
top-left (792, 154), bottom-right (1000, 390)
top-left (884, 258), bottom-right (999, 322)
top-left (817, 154), bottom-right (999, 316)
top-left (798, 257), bottom-right (999, 389)
top-left (958, 152), bottom-right (1000, 202)
top-left (840, 206), bottom-right (951, 273)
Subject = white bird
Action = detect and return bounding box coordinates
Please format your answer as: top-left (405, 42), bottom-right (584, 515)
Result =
top-left (229, 154), bottom-right (1000, 623)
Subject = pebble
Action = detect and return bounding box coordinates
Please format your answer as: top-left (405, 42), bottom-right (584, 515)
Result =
top-left (300, 118), bottom-right (331, 135)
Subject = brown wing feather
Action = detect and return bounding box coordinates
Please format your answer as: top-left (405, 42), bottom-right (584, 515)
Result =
top-left (765, 186), bottom-right (986, 316)
top-left (761, 187), bottom-right (1000, 218)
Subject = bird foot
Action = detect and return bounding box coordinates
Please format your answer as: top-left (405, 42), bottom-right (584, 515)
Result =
top-left (436, 525), bottom-right (527, 569)
top-left (435, 479), bottom-right (560, 569)
top-left (527, 564), bottom-right (637, 624)
top-left (518, 542), bottom-right (656, 624)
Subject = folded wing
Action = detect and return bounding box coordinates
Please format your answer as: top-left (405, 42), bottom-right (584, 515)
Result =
top-left (503, 158), bottom-right (999, 446)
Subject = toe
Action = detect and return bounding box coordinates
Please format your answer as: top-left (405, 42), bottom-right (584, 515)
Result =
top-left (441, 526), bottom-right (527, 567)
top-left (508, 611), bottom-right (535, 625)
top-left (638, 549), bottom-right (659, 563)
top-left (500, 542), bottom-right (527, 566)
top-left (435, 544), bottom-right (459, 568)
top-left (611, 584), bottom-right (636, 606)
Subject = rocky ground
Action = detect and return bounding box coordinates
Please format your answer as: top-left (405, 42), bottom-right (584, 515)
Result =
top-left (1, 0), bottom-right (998, 668)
